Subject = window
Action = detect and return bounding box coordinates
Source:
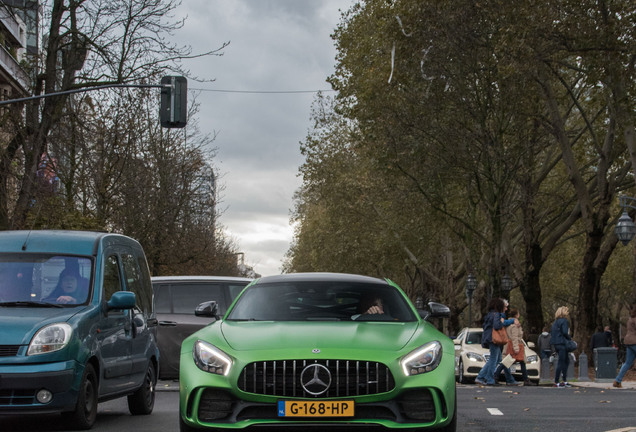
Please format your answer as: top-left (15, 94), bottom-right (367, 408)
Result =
top-left (103, 255), bottom-right (122, 301)
top-left (122, 253), bottom-right (152, 316)
top-left (228, 284), bottom-right (247, 300)
top-left (171, 284), bottom-right (225, 314)
top-left (467, 331), bottom-right (482, 345)
top-left (0, 254), bottom-right (91, 305)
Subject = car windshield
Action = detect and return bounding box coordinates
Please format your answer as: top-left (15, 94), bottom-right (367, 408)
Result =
top-left (0, 254), bottom-right (92, 306)
top-left (225, 280), bottom-right (417, 322)
top-left (466, 331), bottom-right (482, 344)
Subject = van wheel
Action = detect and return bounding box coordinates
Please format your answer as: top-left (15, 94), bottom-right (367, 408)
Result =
top-left (63, 364), bottom-right (98, 430)
top-left (128, 362), bottom-right (156, 415)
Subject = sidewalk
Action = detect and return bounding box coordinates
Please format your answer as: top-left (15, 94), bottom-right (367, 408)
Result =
top-left (157, 379), bottom-right (180, 392)
top-left (569, 380), bottom-right (636, 390)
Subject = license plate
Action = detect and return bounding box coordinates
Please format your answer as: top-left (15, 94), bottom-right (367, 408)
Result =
top-left (277, 400), bottom-right (354, 417)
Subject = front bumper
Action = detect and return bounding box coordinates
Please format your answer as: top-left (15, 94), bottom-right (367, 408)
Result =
top-left (0, 361), bottom-right (81, 414)
top-left (182, 388), bottom-right (453, 429)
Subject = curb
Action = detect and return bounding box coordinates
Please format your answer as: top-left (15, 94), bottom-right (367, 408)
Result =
top-left (157, 380), bottom-right (180, 392)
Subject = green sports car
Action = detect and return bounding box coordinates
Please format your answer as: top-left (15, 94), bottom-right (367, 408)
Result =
top-left (179, 273), bottom-right (456, 431)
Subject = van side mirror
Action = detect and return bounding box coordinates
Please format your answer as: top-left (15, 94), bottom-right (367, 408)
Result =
top-left (195, 300), bottom-right (218, 318)
top-left (107, 291), bottom-right (136, 310)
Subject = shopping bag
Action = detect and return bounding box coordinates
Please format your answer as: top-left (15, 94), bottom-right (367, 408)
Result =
top-left (492, 328), bottom-right (509, 345)
top-left (501, 354), bottom-right (515, 369)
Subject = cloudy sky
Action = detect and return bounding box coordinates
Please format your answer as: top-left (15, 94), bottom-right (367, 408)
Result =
top-left (174, 1), bottom-right (353, 276)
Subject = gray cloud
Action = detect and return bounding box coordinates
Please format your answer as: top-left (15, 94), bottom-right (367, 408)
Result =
top-left (174, 0), bottom-right (350, 275)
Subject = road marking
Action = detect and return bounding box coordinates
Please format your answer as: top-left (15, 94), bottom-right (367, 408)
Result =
top-left (487, 408), bottom-right (503, 416)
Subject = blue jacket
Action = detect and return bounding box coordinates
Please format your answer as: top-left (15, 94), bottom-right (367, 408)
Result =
top-left (551, 317), bottom-right (571, 346)
top-left (481, 311), bottom-right (504, 348)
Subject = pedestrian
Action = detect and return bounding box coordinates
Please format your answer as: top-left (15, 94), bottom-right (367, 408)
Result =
top-left (475, 298), bottom-right (506, 386)
top-left (614, 304), bottom-right (636, 388)
top-left (493, 305), bottom-right (522, 386)
top-left (498, 308), bottom-right (537, 386)
top-left (590, 326), bottom-right (610, 351)
top-left (551, 306), bottom-right (573, 387)
top-left (537, 326), bottom-right (552, 361)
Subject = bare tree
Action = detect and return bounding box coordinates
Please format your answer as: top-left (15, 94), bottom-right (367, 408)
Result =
top-left (0, 0), bottom-right (227, 229)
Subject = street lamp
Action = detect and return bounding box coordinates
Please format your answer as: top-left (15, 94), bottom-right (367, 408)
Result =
top-left (466, 273), bottom-right (477, 326)
top-left (501, 274), bottom-right (513, 294)
top-left (615, 196), bottom-right (636, 245)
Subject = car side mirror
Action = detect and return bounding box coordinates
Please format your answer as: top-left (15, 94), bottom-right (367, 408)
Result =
top-left (107, 291), bottom-right (136, 310)
top-left (427, 301), bottom-right (450, 318)
top-left (419, 301), bottom-right (451, 321)
top-left (195, 300), bottom-right (219, 318)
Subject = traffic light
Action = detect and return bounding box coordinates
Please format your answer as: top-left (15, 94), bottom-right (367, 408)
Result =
top-left (160, 76), bottom-right (187, 128)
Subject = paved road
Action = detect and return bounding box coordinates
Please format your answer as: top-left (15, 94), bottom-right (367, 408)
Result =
top-left (2, 380), bottom-right (636, 431)
top-left (459, 381), bottom-right (636, 432)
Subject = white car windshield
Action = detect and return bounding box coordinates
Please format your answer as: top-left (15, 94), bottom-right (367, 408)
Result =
top-left (225, 281), bottom-right (417, 322)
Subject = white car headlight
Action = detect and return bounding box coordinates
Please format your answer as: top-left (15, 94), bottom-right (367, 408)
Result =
top-left (193, 340), bottom-right (233, 376)
top-left (401, 341), bottom-right (442, 376)
top-left (27, 323), bottom-right (72, 355)
top-left (465, 351), bottom-right (485, 362)
top-left (526, 354), bottom-right (539, 363)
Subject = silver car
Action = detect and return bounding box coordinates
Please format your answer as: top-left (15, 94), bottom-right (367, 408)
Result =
top-left (152, 276), bottom-right (252, 379)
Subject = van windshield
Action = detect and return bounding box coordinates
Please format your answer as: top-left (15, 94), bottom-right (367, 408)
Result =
top-left (0, 254), bottom-right (92, 306)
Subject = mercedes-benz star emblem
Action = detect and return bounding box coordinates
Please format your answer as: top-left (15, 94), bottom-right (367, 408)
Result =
top-left (300, 364), bottom-right (332, 396)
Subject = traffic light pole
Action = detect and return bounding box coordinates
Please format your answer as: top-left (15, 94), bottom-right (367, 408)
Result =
top-left (0, 77), bottom-right (187, 128)
top-left (0, 83), bottom-right (164, 106)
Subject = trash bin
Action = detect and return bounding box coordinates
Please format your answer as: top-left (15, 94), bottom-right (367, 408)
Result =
top-left (594, 347), bottom-right (617, 380)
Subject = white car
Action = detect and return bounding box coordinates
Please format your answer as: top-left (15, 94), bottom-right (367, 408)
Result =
top-left (453, 327), bottom-right (541, 384)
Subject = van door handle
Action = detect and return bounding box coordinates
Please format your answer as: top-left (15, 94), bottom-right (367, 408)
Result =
top-left (159, 321), bottom-right (177, 327)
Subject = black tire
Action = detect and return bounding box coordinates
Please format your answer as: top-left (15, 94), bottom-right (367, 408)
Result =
top-left (63, 364), bottom-right (98, 430)
top-left (458, 359), bottom-right (467, 384)
top-left (127, 362), bottom-right (156, 415)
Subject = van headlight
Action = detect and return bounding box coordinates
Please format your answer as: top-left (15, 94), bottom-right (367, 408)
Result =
top-left (401, 341), bottom-right (442, 376)
top-left (27, 323), bottom-right (72, 355)
top-left (193, 340), bottom-right (233, 376)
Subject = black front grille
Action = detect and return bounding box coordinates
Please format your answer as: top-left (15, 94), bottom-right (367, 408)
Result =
top-left (0, 389), bottom-right (36, 406)
top-left (238, 359), bottom-right (395, 397)
top-left (398, 390), bottom-right (435, 421)
top-left (0, 345), bottom-right (20, 357)
top-left (198, 389), bottom-right (233, 421)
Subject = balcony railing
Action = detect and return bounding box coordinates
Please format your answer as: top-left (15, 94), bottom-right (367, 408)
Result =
top-left (0, 44), bottom-right (29, 93)
top-left (0, 10), bottom-right (24, 46)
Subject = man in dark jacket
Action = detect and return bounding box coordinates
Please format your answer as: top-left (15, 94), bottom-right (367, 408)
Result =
top-left (590, 326), bottom-right (610, 351)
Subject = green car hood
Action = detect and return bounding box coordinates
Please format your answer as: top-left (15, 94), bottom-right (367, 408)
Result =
top-left (219, 320), bottom-right (420, 352)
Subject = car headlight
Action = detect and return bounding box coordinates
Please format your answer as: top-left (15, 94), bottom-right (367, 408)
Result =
top-left (401, 341), bottom-right (442, 376)
top-left (465, 351), bottom-right (485, 362)
top-left (27, 323), bottom-right (72, 355)
top-left (193, 340), bottom-right (232, 376)
top-left (526, 354), bottom-right (538, 363)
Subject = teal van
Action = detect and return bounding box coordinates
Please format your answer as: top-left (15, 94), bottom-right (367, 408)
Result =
top-left (0, 230), bottom-right (159, 429)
